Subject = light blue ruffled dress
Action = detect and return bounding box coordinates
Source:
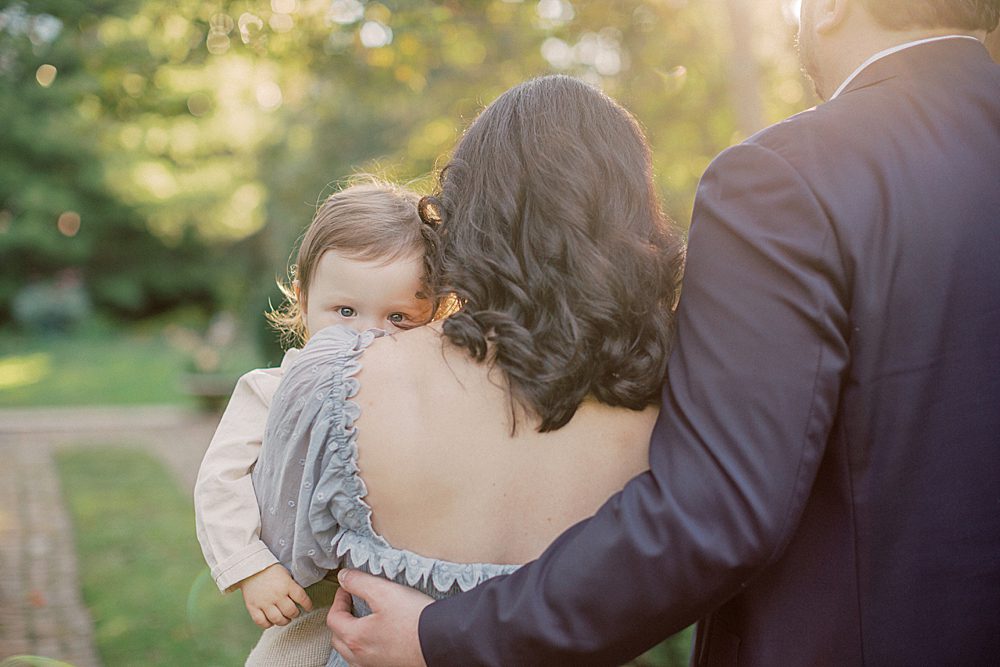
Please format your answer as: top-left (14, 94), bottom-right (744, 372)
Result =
top-left (252, 325), bottom-right (520, 667)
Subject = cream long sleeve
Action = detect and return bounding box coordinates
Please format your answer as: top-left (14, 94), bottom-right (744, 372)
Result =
top-left (194, 348), bottom-right (300, 592)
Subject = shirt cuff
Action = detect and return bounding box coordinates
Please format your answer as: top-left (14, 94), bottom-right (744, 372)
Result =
top-left (212, 542), bottom-right (280, 593)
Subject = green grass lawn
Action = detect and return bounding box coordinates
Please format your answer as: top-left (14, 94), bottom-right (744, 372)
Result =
top-left (0, 328), bottom-right (261, 408)
top-left (55, 448), bottom-right (261, 666)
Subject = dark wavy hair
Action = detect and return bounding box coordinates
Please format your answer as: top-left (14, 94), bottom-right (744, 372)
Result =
top-left (861, 0), bottom-right (999, 31)
top-left (422, 75), bottom-right (684, 432)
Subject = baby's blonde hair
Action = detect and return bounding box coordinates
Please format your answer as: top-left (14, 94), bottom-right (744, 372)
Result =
top-left (267, 180), bottom-right (438, 346)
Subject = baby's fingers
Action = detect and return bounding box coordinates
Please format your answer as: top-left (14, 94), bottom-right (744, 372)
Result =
top-left (289, 583), bottom-right (313, 612)
top-left (249, 607), bottom-right (273, 630)
top-left (276, 596), bottom-right (301, 621)
top-left (264, 604), bottom-right (291, 627)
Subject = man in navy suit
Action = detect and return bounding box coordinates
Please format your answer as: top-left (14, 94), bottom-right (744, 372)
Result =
top-left (327, 0), bottom-right (1000, 664)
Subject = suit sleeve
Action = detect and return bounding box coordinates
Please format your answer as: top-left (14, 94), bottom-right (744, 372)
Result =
top-left (418, 142), bottom-right (852, 666)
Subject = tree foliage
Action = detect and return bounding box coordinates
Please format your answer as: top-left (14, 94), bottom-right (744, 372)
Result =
top-left (0, 0), bottom-right (807, 326)
top-left (0, 0), bottom-right (236, 321)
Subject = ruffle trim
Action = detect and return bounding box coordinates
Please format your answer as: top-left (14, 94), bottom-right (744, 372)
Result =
top-left (301, 325), bottom-right (519, 594)
top-left (335, 530), bottom-right (519, 593)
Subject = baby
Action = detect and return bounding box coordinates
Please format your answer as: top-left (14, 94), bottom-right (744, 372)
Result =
top-left (194, 181), bottom-right (437, 665)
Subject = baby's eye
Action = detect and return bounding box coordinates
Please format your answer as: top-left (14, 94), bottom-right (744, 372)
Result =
top-left (337, 307), bottom-right (356, 318)
top-left (387, 313), bottom-right (406, 324)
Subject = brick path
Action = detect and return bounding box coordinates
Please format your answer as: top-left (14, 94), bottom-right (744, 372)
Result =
top-left (0, 406), bottom-right (219, 667)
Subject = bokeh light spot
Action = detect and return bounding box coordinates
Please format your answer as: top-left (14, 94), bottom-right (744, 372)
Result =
top-left (57, 211), bottom-right (81, 237)
top-left (161, 14), bottom-right (187, 43)
top-left (29, 14), bottom-right (64, 46)
top-left (238, 13), bottom-right (264, 45)
top-left (360, 21), bottom-right (393, 48)
top-left (777, 79), bottom-right (804, 104)
top-left (144, 126), bottom-right (169, 155)
top-left (206, 31), bottom-right (231, 55)
top-left (541, 37), bottom-right (573, 69)
top-left (187, 92), bottom-right (212, 117)
top-left (365, 2), bottom-right (393, 23)
top-left (536, 0), bottom-right (575, 25)
top-left (328, 0), bottom-right (364, 25)
top-left (255, 82), bottom-right (283, 111)
top-left (119, 125), bottom-right (143, 151)
top-left (210, 13), bottom-right (235, 34)
top-left (218, 183), bottom-right (267, 237)
top-left (269, 13), bottom-right (294, 32)
top-left (632, 5), bottom-right (657, 32)
top-left (35, 64), bottom-right (57, 88)
top-left (122, 73), bottom-right (145, 97)
top-left (657, 65), bottom-right (688, 93)
top-left (134, 161), bottom-right (177, 199)
top-left (594, 47), bottom-right (622, 76)
top-left (272, 0), bottom-right (297, 14)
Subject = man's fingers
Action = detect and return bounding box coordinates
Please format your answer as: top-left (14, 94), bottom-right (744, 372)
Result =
top-left (337, 569), bottom-right (391, 612)
top-left (332, 583), bottom-right (353, 613)
top-left (327, 573), bottom-right (432, 667)
top-left (328, 587), bottom-right (359, 662)
top-left (290, 583), bottom-right (313, 612)
top-left (328, 586), bottom-right (355, 633)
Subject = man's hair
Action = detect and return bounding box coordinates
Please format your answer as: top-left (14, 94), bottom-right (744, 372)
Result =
top-left (861, 0), bottom-right (1000, 32)
top-left (426, 75), bottom-right (685, 433)
top-left (268, 179), bottom-right (437, 345)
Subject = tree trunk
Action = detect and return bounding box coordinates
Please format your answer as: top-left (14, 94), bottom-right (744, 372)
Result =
top-left (722, 0), bottom-right (766, 137)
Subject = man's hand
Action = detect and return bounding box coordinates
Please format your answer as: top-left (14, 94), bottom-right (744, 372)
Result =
top-left (236, 563), bottom-right (313, 629)
top-left (327, 569), bottom-right (433, 667)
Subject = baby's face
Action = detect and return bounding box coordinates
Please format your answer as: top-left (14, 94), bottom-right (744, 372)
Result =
top-left (302, 249), bottom-right (432, 337)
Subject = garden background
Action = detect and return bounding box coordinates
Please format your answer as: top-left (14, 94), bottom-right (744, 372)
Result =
top-left (0, 0), bottom-right (808, 664)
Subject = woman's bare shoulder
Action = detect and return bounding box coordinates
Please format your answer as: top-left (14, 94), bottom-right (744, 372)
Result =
top-left (367, 322), bottom-right (480, 376)
top-left (370, 320), bottom-right (446, 353)
top-left (360, 322), bottom-right (496, 406)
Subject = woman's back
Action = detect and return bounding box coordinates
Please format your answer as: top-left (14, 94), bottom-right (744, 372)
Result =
top-left (355, 323), bottom-right (656, 565)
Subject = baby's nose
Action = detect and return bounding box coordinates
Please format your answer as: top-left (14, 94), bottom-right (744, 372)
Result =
top-left (356, 316), bottom-right (390, 333)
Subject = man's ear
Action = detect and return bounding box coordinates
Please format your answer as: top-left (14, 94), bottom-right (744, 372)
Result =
top-left (815, 0), bottom-right (851, 34)
top-left (986, 27), bottom-right (1000, 63)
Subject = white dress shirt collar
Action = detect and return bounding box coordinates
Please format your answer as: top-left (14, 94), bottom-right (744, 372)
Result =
top-left (830, 35), bottom-right (982, 100)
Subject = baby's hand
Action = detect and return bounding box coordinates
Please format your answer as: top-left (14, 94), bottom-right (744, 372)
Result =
top-left (236, 563), bottom-right (313, 629)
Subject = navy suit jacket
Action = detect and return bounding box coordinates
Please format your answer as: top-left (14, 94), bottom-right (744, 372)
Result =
top-left (419, 39), bottom-right (1000, 666)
